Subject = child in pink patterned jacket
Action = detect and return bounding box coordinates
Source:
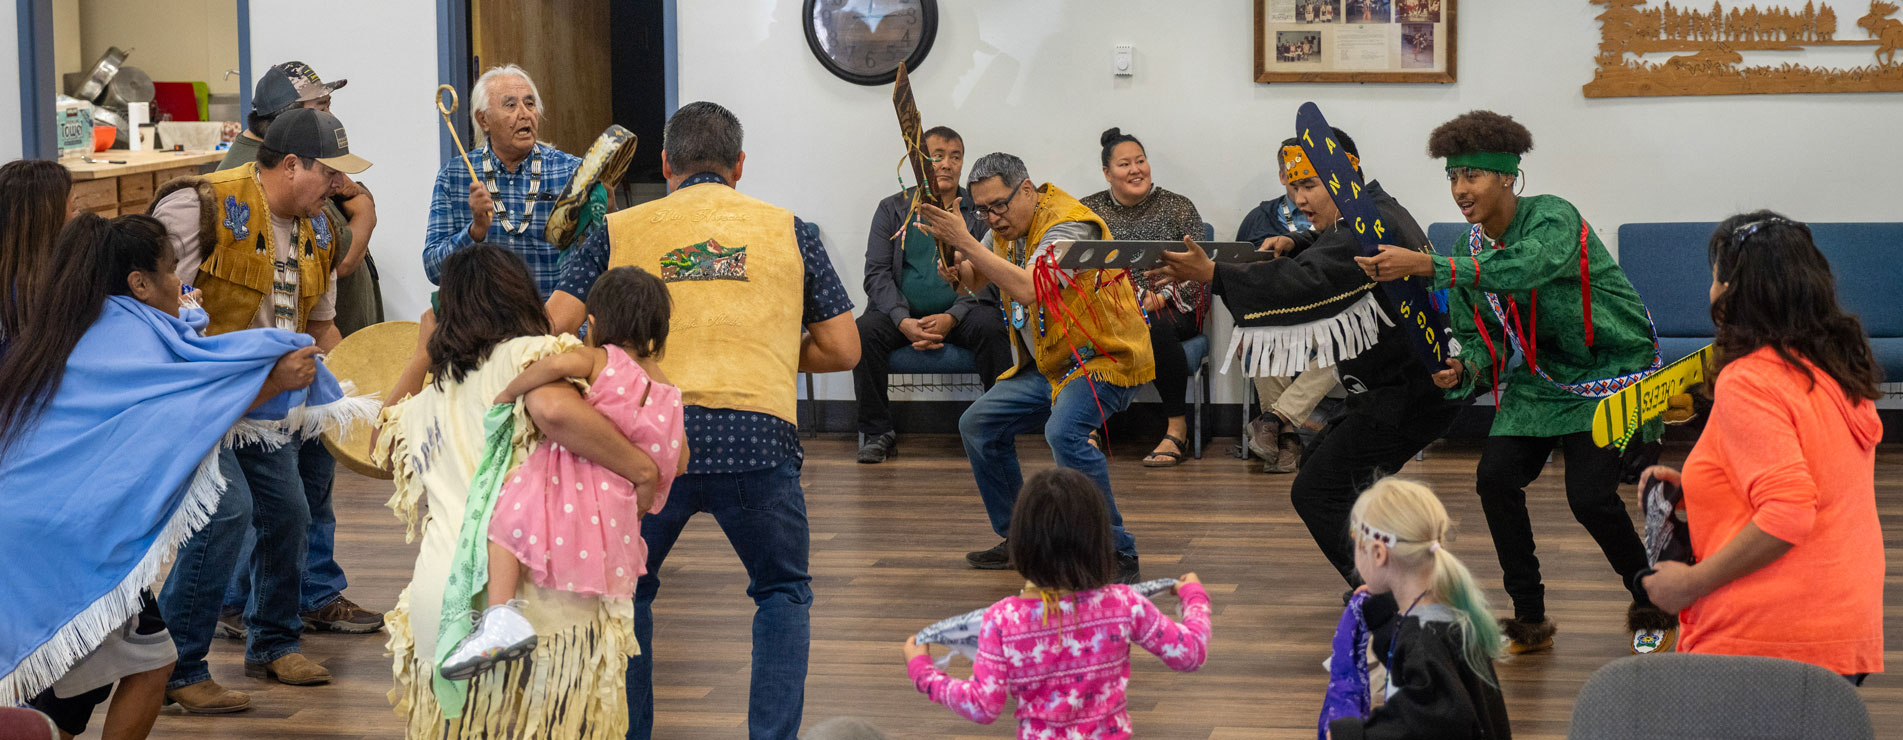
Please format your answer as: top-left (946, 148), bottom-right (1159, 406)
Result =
top-left (902, 468), bottom-right (1213, 739)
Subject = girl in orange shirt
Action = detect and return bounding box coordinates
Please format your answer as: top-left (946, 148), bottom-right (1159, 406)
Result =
top-left (1640, 211), bottom-right (1884, 680)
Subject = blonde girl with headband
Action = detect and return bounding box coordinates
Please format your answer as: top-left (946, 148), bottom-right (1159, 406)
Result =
top-left (1328, 478), bottom-right (1512, 740)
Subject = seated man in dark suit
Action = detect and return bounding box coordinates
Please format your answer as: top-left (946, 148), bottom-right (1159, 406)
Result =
top-left (853, 126), bottom-right (1009, 463)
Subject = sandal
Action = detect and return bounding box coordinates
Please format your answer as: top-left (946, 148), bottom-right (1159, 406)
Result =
top-left (1142, 435), bottom-right (1189, 467)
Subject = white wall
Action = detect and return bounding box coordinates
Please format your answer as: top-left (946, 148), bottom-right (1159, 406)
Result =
top-left (221, 0), bottom-right (1903, 402)
top-left (677, 0), bottom-right (1903, 402)
top-left (248, 0), bottom-right (441, 323)
top-left (77, 0), bottom-right (240, 95)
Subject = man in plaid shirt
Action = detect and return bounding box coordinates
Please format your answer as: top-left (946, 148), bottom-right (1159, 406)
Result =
top-left (424, 63), bottom-right (579, 296)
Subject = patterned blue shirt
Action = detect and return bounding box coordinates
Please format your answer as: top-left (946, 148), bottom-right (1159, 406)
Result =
top-left (423, 143), bottom-right (581, 296)
top-left (558, 172), bottom-right (855, 474)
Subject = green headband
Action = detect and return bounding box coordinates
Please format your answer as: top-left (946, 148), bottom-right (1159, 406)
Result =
top-left (1445, 152), bottom-right (1521, 176)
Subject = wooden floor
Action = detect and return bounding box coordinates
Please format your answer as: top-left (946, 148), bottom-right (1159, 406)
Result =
top-left (125, 436), bottom-right (1903, 739)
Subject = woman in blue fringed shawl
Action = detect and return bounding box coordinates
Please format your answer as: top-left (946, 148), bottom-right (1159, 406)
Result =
top-left (0, 213), bottom-right (373, 724)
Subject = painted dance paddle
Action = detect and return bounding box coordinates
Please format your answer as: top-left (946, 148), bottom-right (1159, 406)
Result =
top-left (1590, 344), bottom-right (1713, 449)
top-left (1294, 102), bottom-right (1449, 372)
top-left (1052, 239), bottom-right (1270, 270)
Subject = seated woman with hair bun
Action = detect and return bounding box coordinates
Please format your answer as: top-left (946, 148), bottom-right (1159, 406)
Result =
top-left (1080, 127), bottom-right (1208, 468)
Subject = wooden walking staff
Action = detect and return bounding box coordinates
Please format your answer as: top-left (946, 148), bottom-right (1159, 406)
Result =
top-left (891, 62), bottom-right (957, 271)
top-left (435, 84), bottom-right (477, 178)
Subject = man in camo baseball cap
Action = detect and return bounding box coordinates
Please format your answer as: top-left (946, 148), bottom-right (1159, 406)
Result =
top-left (252, 61), bottom-right (348, 117)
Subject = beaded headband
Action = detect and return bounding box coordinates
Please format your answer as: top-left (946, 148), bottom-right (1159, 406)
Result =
top-left (1354, 519), bottom-right (1399, 546)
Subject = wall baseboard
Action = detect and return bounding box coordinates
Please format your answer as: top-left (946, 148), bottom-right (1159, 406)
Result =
top-left (801, 401), bottom-right (1903, 445)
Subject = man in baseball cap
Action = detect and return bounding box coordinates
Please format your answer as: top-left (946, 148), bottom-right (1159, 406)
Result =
top-left (144, 106), bottom-right (373, 714)
top-left (262, 107), bottom-right (372, 176)
top-left (254, 61), bottom-right (347, 117)
top-left (215, 66), bottom-right (390, 649)
top-left (221, 62), bottom-right (348, 170)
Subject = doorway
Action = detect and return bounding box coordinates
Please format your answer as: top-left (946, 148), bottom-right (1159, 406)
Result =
top-left (466, 0), bottom-right (668, 186)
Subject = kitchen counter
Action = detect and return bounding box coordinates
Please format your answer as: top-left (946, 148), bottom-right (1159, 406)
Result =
top-left (64, 149), bottom-right (224, 180)
top-left (62, 149), bottom-right (225, 216)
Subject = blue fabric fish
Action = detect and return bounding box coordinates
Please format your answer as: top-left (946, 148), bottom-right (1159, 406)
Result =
top-left (914, 578), bottom-right (1178, 668)
top-left (1318, 589), bottom-right (1373, 738)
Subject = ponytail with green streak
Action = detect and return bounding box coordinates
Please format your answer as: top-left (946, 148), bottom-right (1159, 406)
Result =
top-left (1350, 477), bottom-right (1506, 686)
top-left (1428, 543), bottom-right (1505, 685)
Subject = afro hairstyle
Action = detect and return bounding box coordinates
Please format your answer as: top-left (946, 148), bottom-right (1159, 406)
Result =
top-left (1426, 110), bottom-right (1533, 159)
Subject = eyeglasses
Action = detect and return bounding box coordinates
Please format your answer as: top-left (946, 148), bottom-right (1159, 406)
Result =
top-left (975, 179), bottom-right (1030, 218)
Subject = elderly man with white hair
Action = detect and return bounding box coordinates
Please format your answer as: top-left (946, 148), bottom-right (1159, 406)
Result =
top-left (423, 64), bottom-right (581, 296)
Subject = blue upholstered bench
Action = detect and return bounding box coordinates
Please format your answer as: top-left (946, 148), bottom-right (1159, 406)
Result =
top-left (1817, 223), bottom-right (1903, 380)
top-left (1427, 221), bottom-right (1469, 257)
top-left (850, 346), bottom-right (982, 447)
top-left (863, 336), bottom-right (1211, 457)
top-left (1620, 222), bottom-right (1903, 379)
top-left (888, 344), bottom-right (982, 387)
top-left (1617, 223), bottom-right (1720, 364)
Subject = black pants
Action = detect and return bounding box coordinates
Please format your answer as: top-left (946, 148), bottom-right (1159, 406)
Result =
top-left (1475, 432), bottom-right (1651, 623)
top-left (1290, 401), bottom-right (1463, 585)
top-left (852, 308), bottom-right (1012, 436)
top-left (1146, 311), bottom-right (1203, 419)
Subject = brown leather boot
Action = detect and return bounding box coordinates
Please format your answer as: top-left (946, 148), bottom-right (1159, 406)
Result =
top-left (301, 595), bottom-right (385, 634)
top-left (243, 653), bottom-right (332, 685)
top-left (164, 679), bottom-right (252, 714)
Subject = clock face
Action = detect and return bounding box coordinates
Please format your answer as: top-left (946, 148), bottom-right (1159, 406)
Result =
top-left (803, 0), bottom-right (938, 85)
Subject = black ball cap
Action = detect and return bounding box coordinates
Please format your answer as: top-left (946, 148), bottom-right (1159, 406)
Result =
top-left (261, 108), bottom-right (371, 174)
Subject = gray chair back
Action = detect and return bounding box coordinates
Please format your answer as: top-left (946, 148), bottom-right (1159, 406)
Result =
top-left (1569, 654), bottom-right (1872, 739)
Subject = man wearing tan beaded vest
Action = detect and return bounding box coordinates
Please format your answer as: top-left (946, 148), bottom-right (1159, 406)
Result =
top-left (147, 108), bottom-right (367, 714)
top-left (918, 152), bottom-right (1155, 584)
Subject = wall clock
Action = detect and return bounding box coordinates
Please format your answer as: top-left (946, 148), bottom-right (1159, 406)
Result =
top-left (803, 0), bottom-right (938, 85)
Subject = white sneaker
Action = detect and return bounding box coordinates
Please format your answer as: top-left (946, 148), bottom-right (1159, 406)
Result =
top-left (440, 601), bottom-right (538, 681)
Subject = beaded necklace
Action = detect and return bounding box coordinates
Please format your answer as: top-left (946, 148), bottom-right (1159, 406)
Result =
top-left (251, 169), bottom-right (302, 331)
top-left (482, 147), bottom-right (543, 235)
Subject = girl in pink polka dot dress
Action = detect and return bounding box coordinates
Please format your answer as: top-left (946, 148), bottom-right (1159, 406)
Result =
top-left (445, 267), bottom-right (689, 679)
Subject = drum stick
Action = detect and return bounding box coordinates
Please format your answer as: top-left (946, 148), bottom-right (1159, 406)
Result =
top-left (435, 84), bottom-right (477, 179)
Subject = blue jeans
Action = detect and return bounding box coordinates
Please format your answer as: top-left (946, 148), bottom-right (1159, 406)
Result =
top-left (958, 371), bottom-right (1139, 557)
top-left (158, 441), bottom-right (309, 688)
top-left (222, 438), bottom-right (345, 614)
top-left (626, 458), bottom-right (810, 740)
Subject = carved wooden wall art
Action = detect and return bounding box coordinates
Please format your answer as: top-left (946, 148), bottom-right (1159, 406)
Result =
top-left (1585, 0), bottom-right (1903, 96)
